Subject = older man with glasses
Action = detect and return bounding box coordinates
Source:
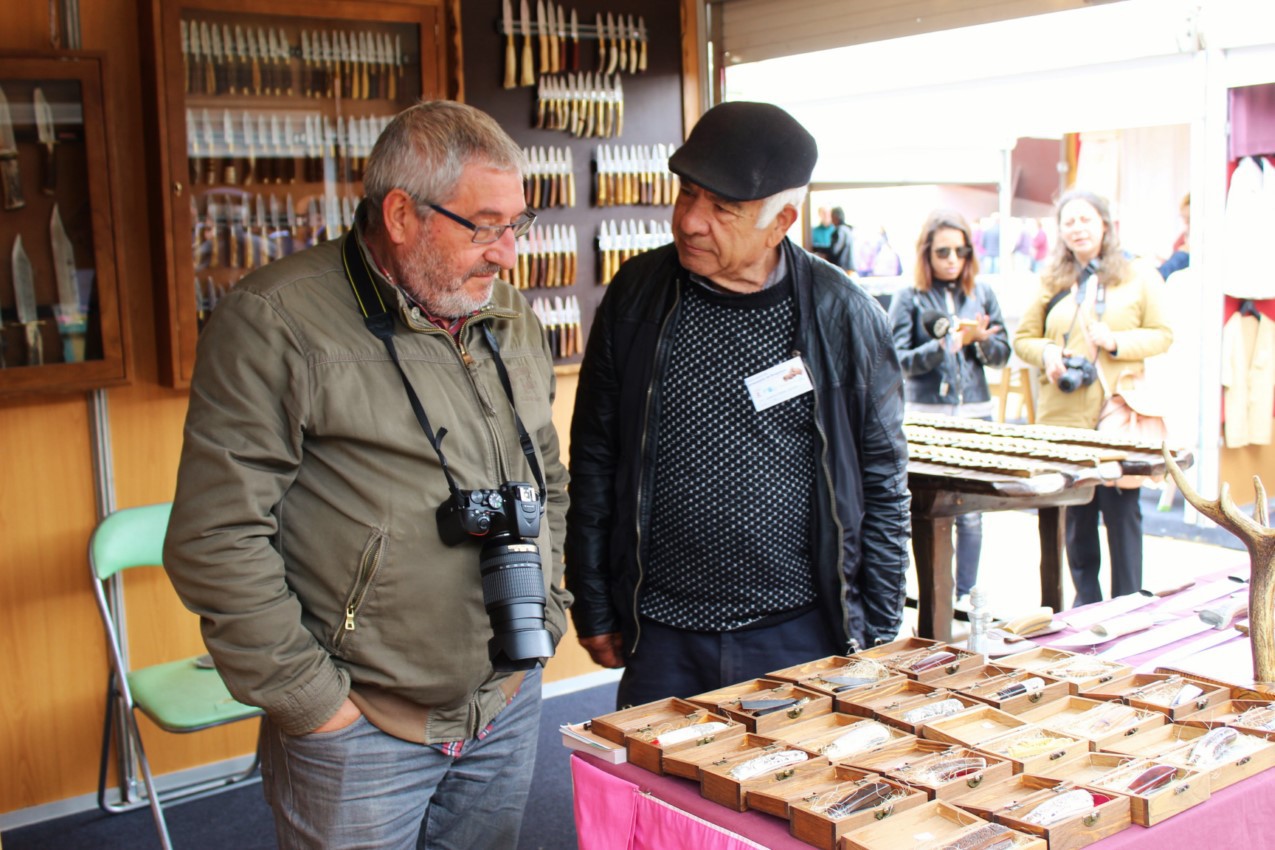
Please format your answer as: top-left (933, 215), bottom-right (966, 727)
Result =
top-left (164, 100), bottom-right (568, 849)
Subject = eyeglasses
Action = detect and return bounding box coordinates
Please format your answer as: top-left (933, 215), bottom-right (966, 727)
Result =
top-left (933, 245), bottom-right (973, 260)
top-left (428, 203), bottom-right (537, 244)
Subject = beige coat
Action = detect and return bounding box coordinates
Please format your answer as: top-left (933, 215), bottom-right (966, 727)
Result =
top-left (1013, 260), bottom-right (1172, 429)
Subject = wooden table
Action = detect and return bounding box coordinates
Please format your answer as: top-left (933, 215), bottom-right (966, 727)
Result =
top-left (904, 416), bottom-right (1191, 642)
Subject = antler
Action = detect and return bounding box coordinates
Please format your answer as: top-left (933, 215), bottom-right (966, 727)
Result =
top-left (1163, 446), bottom-right (1275, 690)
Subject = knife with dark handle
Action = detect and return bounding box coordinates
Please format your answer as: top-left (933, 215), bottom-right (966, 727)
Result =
top-left (0, 86), bottom-right (25, 210)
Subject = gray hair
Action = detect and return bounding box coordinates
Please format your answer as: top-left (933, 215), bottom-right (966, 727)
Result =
top-left (755, 185), bottom-right (808, 230)
top-left (362, 101), bottom-right (527, 233)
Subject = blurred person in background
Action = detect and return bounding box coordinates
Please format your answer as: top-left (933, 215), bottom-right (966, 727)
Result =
top-left (826, 206), bottom-right (855, 272)
top-left (1013, 189), bottom-right (1172, 606)
top-left (888, 210), bottom-right (1009, 611)
top-left (811, 206), bottom-right (835, 261)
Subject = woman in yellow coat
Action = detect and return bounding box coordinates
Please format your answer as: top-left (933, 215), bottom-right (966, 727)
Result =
top-left (1013, 189), bottom-right (1172, 606)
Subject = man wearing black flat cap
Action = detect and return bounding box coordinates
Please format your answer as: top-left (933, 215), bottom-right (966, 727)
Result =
top-left (565, 101), bottom-right (910, 708)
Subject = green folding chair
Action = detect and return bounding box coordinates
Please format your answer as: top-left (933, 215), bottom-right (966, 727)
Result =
top-left (90, 502), bottom-right (263, 850)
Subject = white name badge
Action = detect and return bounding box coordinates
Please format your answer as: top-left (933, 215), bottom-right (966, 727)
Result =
top-left (744, 356), bottom-right (814, 412)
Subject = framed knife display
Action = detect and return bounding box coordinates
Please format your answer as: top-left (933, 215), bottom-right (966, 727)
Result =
top-left (0, 53), bottom-right (131, 398)
top-left (141, 0), bottom-right (451, 388)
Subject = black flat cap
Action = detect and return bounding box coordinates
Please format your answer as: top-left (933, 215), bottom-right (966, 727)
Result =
top-left (668, 101), bottom-right (817, 202)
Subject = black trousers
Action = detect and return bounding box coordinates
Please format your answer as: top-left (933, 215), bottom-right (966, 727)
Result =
top-left (615, 608), bottom-right (842, 710)
top-left (1065, 485), bottom-right (1143, 607)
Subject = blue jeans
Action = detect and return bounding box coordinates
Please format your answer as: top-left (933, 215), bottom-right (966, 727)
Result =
top-left (955, 512), bottom-right (982, 597)
top-left (260, 669), bottom-right (541, 850)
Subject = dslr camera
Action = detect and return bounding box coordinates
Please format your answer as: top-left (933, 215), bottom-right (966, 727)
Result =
top-left (437, 482), bottom-right (556, 671)
top-left (1057, 354), bottom-right (1098, 393)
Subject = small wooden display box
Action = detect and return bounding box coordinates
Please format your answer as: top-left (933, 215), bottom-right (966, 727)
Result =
top-left (840, 681), bottom-right (981, 735)
top-left (931, 664), bottom-right (1070, 715)
top-left (1099, 722), bottom-right (1209, 760)
top-left (997, 647), bottom-right (1132, 694)
top-left (766, 654), bottom-right (904, 701)
top-left (845, 738), bottom-right (1014, 801)
top-left (856, 637), bottom-right (984, 683)
top-left (697, 742), bottom-right (830, 812)
top-left (1180, 699), bottom-right (1275, 739)
top-left (745, 762), bottom-right (874, 819)
top-left (840, 800), bottom-right (1045, 850)
top-left (1085, 759), bottom-right (1209, 825)
top-left (1019, 695), bottom-right (1166, 752)
top-left (661, 732), bottom-right (779, 781)
top-left (1079, 673), bottom-right (1229, 721)
top-left (768, 713), bottom-right (913, 763)
top-left (1029, 751), bottom-right (1160, 786)
top-left (588, 697), bottom-right (745, 774)
top-left (687, 678), bottom-right (833, 734)
top-left (786, 773), bottom-right (928, 850)
top-left (991, 779), bottom-right (1132, 850)
top-left (1157, 727), bottom-right (1275, 791)
top-left (923, 706), bottom-right (1088, 774)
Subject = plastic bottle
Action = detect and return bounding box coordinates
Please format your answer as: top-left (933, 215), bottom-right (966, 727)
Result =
top-left (968, 585), bottom-right (990, 655)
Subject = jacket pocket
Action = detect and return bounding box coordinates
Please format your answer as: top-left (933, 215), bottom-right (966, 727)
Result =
top-left (331, 529), bottom-right (387, 652)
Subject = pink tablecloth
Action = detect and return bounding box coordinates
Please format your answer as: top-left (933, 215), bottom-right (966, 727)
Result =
top-left (573, 750), bottom-right (1275, 849)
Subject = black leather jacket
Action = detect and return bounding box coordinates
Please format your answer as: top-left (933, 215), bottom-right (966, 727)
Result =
top-left (887, 282), bottom-right (1010, 405)
top-left (564, 239), bottom-right (911, 656)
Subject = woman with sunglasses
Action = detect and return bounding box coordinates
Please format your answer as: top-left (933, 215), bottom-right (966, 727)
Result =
top-left (888, 210), bottom-right (1010, 612)
top-left (1013, 189), bottom-right (1172, 606)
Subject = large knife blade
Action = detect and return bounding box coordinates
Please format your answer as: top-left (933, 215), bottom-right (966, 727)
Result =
top-left (12, 235), bottom-right (43, 365)
top-left (502, 0), bottom-right (516, 89)
top-left (50, 204), bottom-right (87, 362)
top-left (0, 86), bottom-right (24, 210)
top-left (34, 88), bottom-right (57, 195)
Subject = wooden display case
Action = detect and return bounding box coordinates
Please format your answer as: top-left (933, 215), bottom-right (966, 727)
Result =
top-left (140, 0), bottom-right (449, 387)
top-left (0, 53), bottom-right (130, 398)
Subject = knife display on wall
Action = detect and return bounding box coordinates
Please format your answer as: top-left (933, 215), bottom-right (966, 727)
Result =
top-left (521, 146), bottom-right (575, 208)
top-left (594, 143), bottom-right (677, 206)
top-left (498, 6), bottom-right (649, 83)
top-left (0, 86), bottom-right (25, 210)
top-left (534, 72), bottom-right (625, 138)
top-left (598, 219), bottom-right (672, 285)
top-left (49, 206), bottom-right (87, 367)
top-left (11, 235), bottom-right (43, 366)
top-left (531, 295), bottom-right (581, 358)
top-left (510, 223), bottom-right (577, 290)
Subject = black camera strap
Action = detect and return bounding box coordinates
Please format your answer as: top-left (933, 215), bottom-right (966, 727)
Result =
top-left (340, 232), bottom-right (546, 506)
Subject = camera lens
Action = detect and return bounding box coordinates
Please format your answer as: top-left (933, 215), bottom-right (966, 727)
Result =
top-left (1057, 370), bottom-right (1080, 393)
top-left (479, 538), bottom-right (555, 671)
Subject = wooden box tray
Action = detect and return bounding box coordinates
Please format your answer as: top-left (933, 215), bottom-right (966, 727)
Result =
top-left (1079, 673), bottom-right (1230, 721)
top-left (1028, 751), bottom-right (1143, 784)
top-left (836, 678), bottom-right (936, 722)
top-left (846, 739), bottom-right (1014, 801)
top-left (687, 678), bottom-right (833, 734)
top-left (996, 647), bottom-right (1132, 694)
top-left (921, 705), bottom-right (1030, 748)
top-left (590, 697), bottom-right (723, 745)
top-left (993, 780), bottom-right (1132, 850)
top-left (973, 725), bottom-right (1089, 775)
top-left (930, 665), bottom-right (1071, 715)
top-left (1180, 699), bottom-right (1275, 739)
top-left (856, 685), bottom-right (982, 735)
top-left (1099, 722), bottom-right (1207, 760)
top-left (698, 742), bottom-right (829, 812)
top-left (1159, 727), bottom-right (1275, 791)
top-left (766, 654), bottom-right (903, 699)
top-left (744, 763), bottom-right (874, 820)
top-left (769, 713), bottom-right (913, 763)
top-left (787, 774), bottom-right (928, 850)
top-left (840, 799), bottom-right (1045, 850)
top-left (1086, 759), bottom-right (1209, 825)
top-left (660, 732), bottom-right (780, 781)
top-left (857, 637), bottom-right (984, 683)
top-left (1019, 695), bottom-right (1166, 752)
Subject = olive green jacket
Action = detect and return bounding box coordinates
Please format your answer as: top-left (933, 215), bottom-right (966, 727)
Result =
top-left (163, 233), bottom-right (569, 743)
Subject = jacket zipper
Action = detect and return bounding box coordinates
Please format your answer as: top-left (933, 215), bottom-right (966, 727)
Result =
top-left (630, 283), bottom-right (683, 657)
top-left (334, 532), bottom-right (386, 648)
top-left (802, 349), bottom-right (851, 650)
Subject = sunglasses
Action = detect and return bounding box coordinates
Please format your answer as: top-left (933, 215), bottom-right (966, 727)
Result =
top-left (933, 245), bottom-right (973, 260)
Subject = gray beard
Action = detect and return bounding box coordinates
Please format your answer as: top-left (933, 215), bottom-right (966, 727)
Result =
top-left (399, 240), bottom-right (501, 318)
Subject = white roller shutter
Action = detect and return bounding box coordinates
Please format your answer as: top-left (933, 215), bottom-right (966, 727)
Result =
top-left (719, 0), bottom-right (1122, 66)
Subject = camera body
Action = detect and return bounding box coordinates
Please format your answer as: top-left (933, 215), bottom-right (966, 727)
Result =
top-left (436, 482), bottom-right (556, 671)
top-left (436, 483), bottom-right (541, 545)
top-left (1057, 354), bottom-right (1098, 393)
